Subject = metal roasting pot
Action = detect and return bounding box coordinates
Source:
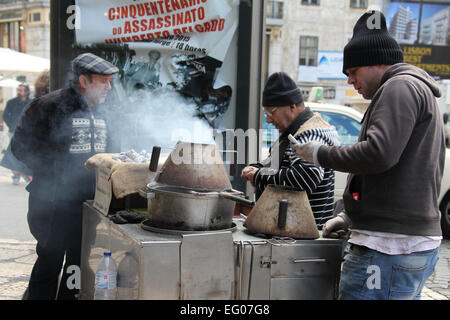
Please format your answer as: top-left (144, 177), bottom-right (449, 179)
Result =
top-left (140, 185), bottom-right (252, 231)
top-left (140, 143), bottom-right (254, 231)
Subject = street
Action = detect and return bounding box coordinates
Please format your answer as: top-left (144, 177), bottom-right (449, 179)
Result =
top-left (0, 164), bottom-right (448, 300)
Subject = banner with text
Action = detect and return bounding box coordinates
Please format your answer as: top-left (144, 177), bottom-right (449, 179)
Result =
top-left (72, 0), bottom-right (238, 151)
top-left (75, 0), bottom-right (238, 62)
top-left (402, 44), bottom-right (450, 79)
top-left (317, 51), bottom-right (346, 80)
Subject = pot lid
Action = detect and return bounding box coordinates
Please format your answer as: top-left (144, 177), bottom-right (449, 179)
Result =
top-left (155, 141), bottom-right (232, 191)
top-left (244, 185), bottom-right (319, 239)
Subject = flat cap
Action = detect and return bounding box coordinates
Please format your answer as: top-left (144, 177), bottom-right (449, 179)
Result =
top-left (72, 53), bottom-right (119, 76)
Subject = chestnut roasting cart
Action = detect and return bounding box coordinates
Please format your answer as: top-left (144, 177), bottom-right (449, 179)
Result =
top-left (79, 201), bottom-right (343, 300)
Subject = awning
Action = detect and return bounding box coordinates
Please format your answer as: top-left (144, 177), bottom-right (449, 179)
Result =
top-left (0, 48), bottom-right (49, 74)
top-left (0, 78), bottom-right (22, 88)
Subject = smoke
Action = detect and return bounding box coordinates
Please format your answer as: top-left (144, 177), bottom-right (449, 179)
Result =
top-left (72, 46), bottom-right (228, 158)
top-left (115, 85), bottom-right (216, 154)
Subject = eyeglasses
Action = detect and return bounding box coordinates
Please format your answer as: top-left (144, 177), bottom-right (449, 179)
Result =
top-left (263, 106), bottom-right (279, 118)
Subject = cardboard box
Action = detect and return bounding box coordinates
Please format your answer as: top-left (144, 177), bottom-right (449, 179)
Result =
top-left (93, 164), bottom-right (150, 216)
top-left (87, 154), bottom-right (156, 216)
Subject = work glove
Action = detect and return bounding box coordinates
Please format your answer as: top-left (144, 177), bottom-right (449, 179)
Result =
top-left (322, 212), bottom-right (351, 239)
top-left (290, 141), bottom-right (323, 167)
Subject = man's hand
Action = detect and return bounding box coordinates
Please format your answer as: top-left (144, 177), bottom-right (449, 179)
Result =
top-left (322, 213), bottom-right (350, 238)
top-left (241, 166), bottom-right (259, 187)
top-left (290, 141), bottom-right (323, 166)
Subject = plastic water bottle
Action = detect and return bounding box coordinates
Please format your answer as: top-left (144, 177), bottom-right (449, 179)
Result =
top-left (117, 252), bottom-right (138, 300)
top-left (94, 251), bottom-right (117, 300)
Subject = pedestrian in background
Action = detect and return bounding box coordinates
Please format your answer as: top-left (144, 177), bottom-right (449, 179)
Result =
top-left (11, 53), bottom-right (120, 300)
top-left (1, 83), bottom-right (32, 184)
top-left (291, 10), bottom-right (443, 300)
top-left (34, 69), bottom-right (50, 98)
top-left (2, 83), bottom-right (31, 133)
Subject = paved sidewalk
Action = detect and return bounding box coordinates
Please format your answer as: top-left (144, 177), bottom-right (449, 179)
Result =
top-left (0, 238), bottom-right (448, 300)
top-left (422, 239), bottom-right (450, 300)
top-left (0, 239), bottom-right (36, 300)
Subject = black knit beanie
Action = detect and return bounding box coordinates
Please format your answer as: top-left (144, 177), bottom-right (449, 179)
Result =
top-left (262, 72), bottom-right (304, 107)
top-left (343, 10), bottom-right (403, 75)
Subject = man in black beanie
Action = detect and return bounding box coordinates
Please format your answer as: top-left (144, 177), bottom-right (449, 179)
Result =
top-left (241, 72), bottom-right (339, 229)
top-left (292, 10), bottom-right (443, 300)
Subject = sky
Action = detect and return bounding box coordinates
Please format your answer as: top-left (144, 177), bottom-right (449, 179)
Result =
top-left (422, 4), bottom-right (449, 20)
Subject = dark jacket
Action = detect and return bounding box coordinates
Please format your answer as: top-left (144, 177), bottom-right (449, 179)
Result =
top-left (0, 142), bottom-right (32, 175)
top-left (2, 96), bottom-right (31, 132)
top-left (11, 86), bottom-right (120, 202)
top-left (318, 63), bottom-right (444, 236)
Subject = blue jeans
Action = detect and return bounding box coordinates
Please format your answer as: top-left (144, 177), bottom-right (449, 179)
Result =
top-left (339, 244), bottom-right (439, 300)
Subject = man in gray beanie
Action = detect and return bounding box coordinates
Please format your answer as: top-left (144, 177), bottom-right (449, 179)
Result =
top-left (11, 53), bottom-right (120, 300)
top-left (292, 10), bottom-right (443, 300)
top-left (241, 72), bottom-right (339, 229)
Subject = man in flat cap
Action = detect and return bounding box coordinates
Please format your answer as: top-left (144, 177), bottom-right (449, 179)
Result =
top-left (291, 11), bottom-right (443, 300)
top-left (241, 72), bottom-right (339, 229)
top-left (11, 53), bottom-right (120, 300)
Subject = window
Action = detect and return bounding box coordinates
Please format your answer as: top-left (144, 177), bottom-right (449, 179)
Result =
top-left (267, 0), bottom-right (284, 20)
top-left (28, 12), bottom-right (42, 23)
top-left (350, 0), bottom-right (368, 9)
top-left (301, 0), bottom-right (320, 5)
top-left (324, 88), bottom-right (336, 100)
top-left (317, 111), bottom-right (361, 146)
top-left (299, 36), bottom-right (318, 66)
top-left (33, 12), bottom-right (41, 22)
top-left (0, 21), bottom-right (25, 52)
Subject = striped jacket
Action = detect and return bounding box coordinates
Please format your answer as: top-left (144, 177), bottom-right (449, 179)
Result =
top-left (253, 111), bottom-right (340, 229)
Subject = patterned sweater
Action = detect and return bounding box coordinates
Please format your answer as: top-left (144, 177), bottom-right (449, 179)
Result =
top-left (11, 86), bottom-right (120, 202)
top-left (253, 110), bottom-right (340, 229)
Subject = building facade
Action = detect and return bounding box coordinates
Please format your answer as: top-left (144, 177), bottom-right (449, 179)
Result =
top-left (0, 1), bottom-right (50, 133)
top-left (389, 4), bottom-right (418, 44)
top-left (0, 0), bottom-right (50, 59)
top-left (265, 0), bottom-right (450, 116)
top-left (429, 6), bottom-right (450, 46)
top-left (265, 0), bottom-right (389, 113)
